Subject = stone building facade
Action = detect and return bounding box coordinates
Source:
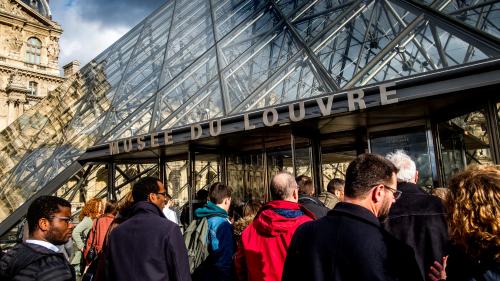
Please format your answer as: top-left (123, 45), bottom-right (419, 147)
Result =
top-left (0, 0), bottom-right (64, 131)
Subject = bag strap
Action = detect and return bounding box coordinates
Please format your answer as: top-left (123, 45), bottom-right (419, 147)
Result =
top-left (89, 218), bottom-right (100, 249)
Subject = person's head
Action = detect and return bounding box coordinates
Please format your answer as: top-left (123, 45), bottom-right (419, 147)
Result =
top-left (344, 153), bottom-right (399, 219)
top-left (386, 150), bottom-right (418, 184)
top-left (27, 196), bottom-right (74, 245)
top-left (117, 191), bottom-right (134, 215)
top-left (270, 172), bottom-right (299, 202)
top-left (79, 198), bottom-right (103, 221)
top-left (296, 175), bottom-right (314, 196)
top-left (195, 189), bottom-right (209, 202)
top-left (103, 200), bottom-right (118, 216)
top-left (132, 176), bottom-right (167, 210)
top-left (209, 182), bottom-right (232, 212)
top-left (242, 200), bottom-right (262, 218)
top-left (447, 165), bottom-right (500, 262)
top-left (327, 178), bottom-right (345, 201)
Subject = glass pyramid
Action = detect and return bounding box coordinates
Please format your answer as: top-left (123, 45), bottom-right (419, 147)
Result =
top-left (0, 0), bottom-right (499, 222)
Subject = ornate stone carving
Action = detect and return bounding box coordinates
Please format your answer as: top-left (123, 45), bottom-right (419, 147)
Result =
top-left (47, 37), bottom-right (59, 61)
top-left (6, 31), bottom-right (23, 52)
top-left (8, 70), bottom-right (25, 88)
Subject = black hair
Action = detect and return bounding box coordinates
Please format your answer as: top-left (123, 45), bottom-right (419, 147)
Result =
top-left (344, 153), bottom-right (398, 198)
top-left (104, 200), bottom-right (118, 215)
top-left (296, 175), bottom-right (314, 195)
top-left (27, 196), bottom-right (71, 234)
top-left (209, 182), bottom-right (232, 204)
top-left (132, 177), bottom-right (161, 202)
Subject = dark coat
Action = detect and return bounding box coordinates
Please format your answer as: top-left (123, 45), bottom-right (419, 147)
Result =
top-left (282, 202), bottom-right (422, 281)
top-left (382, 182), bottom-right (448, 281)
top-left (298, 194), bottom-right (329, 219)
top-left (106, 201), bottom-right (191, 281)
top-left (0, 243), bottom-right (75, 281)
top-left (446, 246), bottom-right (500, 281)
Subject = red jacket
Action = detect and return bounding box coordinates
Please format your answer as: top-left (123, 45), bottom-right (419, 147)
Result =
top-left (84, 214), bottom-right (114, 261)
top-left (234, 200), bottom-right (314, 281)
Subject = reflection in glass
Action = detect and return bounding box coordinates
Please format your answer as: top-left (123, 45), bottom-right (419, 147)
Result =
top-left (370, 129), bottom-right (433, 187)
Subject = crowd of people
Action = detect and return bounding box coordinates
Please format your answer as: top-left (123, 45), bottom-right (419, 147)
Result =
top-left (0, 151), bottom-right (498, 281)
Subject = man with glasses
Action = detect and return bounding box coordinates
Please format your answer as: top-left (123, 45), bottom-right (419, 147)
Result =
top-left (105, 176), bottom-right (191, 281)
top-left (282, 153), bottom-right (422, 281)
top-left (0, 196), bottom-right (76, 281)
top-left (384, 150), bottom-right (448, 281)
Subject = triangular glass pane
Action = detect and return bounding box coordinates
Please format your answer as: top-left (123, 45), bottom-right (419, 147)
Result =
top-left (163, 80), bottom-right (224, 129)
top-left (276, 0), bottom-right (313, 17)
top-left (107, 101), bottom-right (155, 141)
top-left (222, 28), bottom-right (301, 113)
top-left (353, 21), bottom-right (491, 86)
top-left (443, 1), bottom-right (500, 39)
top-left (291, 0), bottom-right (357, 43)
top-left (218, 6), bottom-right (283, 68)
top-left (213, 0), bottom-right (267, 40)
top-left (159, 0), bottom-right (215, 86)
top-left (310, 0), bottom-right (418, 87)
top-left (234, 52), bottom-right (325, 112)
top-left (157, 48), bottom-right (219, 126)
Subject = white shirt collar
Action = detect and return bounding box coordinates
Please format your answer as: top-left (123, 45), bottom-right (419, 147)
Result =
top-left (25, 239), bottom-right (60, 253)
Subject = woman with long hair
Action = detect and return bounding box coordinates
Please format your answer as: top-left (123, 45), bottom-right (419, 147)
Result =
top-left (443, 165), bottom-right (500, 280)
top-left (70, 198), bottom-right (103, 276)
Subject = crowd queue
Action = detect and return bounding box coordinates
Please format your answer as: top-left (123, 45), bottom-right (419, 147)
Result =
top-left (0, 150), bottom-right (498, 281)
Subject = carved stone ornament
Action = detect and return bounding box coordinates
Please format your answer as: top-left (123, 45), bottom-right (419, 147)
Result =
top-left (6, 30), bottom-right (23, 52)
top-left (8, 70), bottom-right (25, 88)
top-left (47, 37), bottom-right (59, 61)
top-left (0, 0), bottom-right (38, 24)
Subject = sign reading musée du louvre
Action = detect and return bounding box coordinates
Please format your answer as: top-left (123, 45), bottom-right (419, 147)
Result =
top-left (108, 83), bottom-right (399, 155)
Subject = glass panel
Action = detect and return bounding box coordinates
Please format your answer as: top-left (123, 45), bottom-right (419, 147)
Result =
top-left (222, 28), bottom-right (301, 112)
top-left (157, 49), bottom-right (219, 128)
top-left (442, 0), bottom-right (500, 39)
top-left (370, 128), bottom-right (434, 187)
top-left (438, 109), bottom-right (494, 183)
top-left (160, 0), bottom-right (215, 85)
top-left (276, 0), bottom-right (312, 17)
top-left (267, 150), bottom-right (294, 179)
top-left (311, 0), bottom-right (418, 87)
top-left (321, 150), bottom-right (356, 190)
top-left (213, 0), bottom-right (267, 40)
top-left (227, 154), bottom-right (268, 204)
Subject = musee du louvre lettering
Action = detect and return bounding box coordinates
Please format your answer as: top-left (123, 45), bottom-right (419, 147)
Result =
top-left (108, 84), bottom-right (399, 155)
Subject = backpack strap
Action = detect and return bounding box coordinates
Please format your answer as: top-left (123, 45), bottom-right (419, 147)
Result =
top-left (9, 244), bottom-right (53, 279)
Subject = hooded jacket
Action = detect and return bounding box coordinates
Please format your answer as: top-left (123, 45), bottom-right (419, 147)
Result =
top-left (298, 194), bottom-right (328, 218)
top-left (194, 202), bottom-right (234, 281)
top-left (105, 201), bottom-right (191, 281)
top-left (317, 191), bottom-right (340, 209)
top-left (234, 200), bottom-right (314, 281)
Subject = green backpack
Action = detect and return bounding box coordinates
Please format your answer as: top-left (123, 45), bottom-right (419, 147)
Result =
top-left (183, 217), bottom-right (210, 273)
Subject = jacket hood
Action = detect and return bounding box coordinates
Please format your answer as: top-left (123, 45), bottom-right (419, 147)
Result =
top-left (194, 201), bottom-right (228, 218)
top-left (253, 200), bottom-right (313, 237)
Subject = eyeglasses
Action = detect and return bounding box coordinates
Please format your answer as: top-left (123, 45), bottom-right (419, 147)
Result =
top-left (383, 185), bottom-right (402, 200)
top-left (51, 216), bottom-right (74, 224)
top-left (155, 191), bottom-right (167, 197)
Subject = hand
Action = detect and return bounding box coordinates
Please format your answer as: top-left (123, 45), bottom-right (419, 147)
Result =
top-left (428, 256), bottom-right (448, 281)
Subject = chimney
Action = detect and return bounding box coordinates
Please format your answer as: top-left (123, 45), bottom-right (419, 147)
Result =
top-left (63, 60), bottom-right (80, 78)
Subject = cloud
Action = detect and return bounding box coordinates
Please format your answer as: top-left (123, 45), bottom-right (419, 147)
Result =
top-left (50, 0), bottom-right (164, 69)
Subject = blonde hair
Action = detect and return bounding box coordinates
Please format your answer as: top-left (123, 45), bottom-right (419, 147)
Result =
top-left (447, 165), bottom-right (500, 262)
top-left (79, 198), bottom-right (103, 220)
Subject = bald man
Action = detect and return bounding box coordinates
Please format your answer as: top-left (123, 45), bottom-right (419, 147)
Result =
top-left (234, 172), bottom-right (315, 281)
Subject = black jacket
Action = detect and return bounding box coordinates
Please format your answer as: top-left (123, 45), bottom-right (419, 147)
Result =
top-left (282, 202), bottom-right (422, 281)
top-left (0, 243), bottom-right (75, 281)
top-left (383, 182), bottom-right (448, 281)
top-left (446, 245), bottom-right (500, 281)
top-left (106, 201), bottom-right (191, 281)
top-left (298, 194), bottom-right (329, 219)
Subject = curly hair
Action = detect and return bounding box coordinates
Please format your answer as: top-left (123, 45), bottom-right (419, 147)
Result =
top-left (447, 165), bottom-right (500, 262)
top-left (79, 198), bottom-right (103, 220)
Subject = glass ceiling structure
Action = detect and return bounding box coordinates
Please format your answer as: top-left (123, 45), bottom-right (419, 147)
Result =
top-left (0, 0), bottom-right (499, 223)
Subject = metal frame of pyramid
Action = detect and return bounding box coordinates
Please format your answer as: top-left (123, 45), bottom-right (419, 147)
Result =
top-left (1, 0), bottom-right (500, 234)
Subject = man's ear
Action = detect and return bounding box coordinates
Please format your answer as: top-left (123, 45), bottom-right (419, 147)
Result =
top-left (38, 218), bottom-right (50, 232)
top-left (371, 185), bottom-right (384, 203)
top-left (148, 193), bottom-right (156, 203)
top-left (414, 170), bottom-right (419, 183)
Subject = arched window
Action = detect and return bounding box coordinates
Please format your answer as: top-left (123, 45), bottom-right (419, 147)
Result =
top-left (26, 37), bottom-right (42, 64)
top-left (28, 81), bottom-right (38, 95)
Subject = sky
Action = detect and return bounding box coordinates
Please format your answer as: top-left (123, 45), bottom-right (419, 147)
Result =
top-left (50, 0), bottom-right (165, 69)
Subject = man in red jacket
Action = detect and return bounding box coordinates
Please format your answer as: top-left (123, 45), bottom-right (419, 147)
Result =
top-left (234, 172), bottom-right (314, 281)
